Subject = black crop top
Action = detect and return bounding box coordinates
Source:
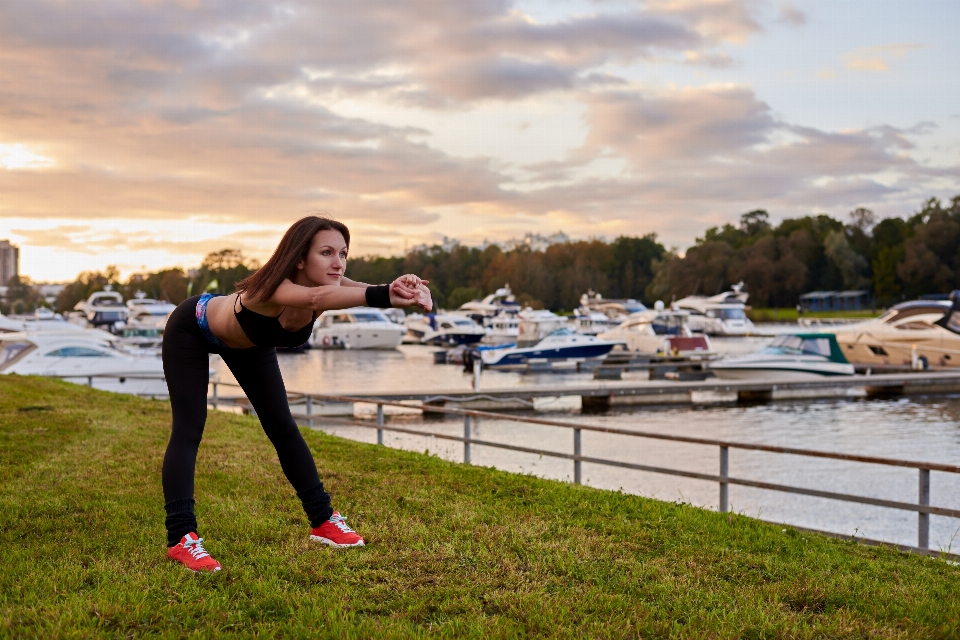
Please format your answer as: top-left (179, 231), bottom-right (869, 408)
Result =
top-left (234, 294), bottom-right (316, 348)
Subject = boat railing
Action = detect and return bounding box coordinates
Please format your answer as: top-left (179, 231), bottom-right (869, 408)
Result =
top-left (205, 379), bottom-right (960, 560)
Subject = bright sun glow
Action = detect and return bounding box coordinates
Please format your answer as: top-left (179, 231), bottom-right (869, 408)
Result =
top-left (0, 144), bottom-right (55, 170)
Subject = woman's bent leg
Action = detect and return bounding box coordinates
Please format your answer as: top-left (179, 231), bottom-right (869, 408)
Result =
top-left (221, 347), bottom-right (332, 526)
top-left (161, 297), bottom-right (214, 546)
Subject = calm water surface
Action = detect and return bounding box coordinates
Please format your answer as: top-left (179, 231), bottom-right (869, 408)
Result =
top-left (212, 341), bottom-right (960, 550)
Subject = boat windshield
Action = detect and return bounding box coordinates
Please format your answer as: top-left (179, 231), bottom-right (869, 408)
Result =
top-left (762, 335), bottom-right (832, 357)
top-left (0, 340), bottom-right (36, 371)
top-left (352, 312), bottom-right (387, 323)
top-left (452, 319), bottom-right (478, 327)
top-left (547, 328), bottom-right (576, 337)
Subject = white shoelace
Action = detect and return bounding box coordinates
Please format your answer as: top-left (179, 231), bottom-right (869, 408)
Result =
top-left (184, 536), bottom-right (211, 560)
top-left (329, 513), bottom-right (355, 534)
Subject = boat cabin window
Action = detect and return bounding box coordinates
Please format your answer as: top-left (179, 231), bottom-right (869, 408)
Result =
top-left (45, 347), bottom-right (113, 357)
top-left (894, 321), bottom-right (936, 331)
top-left (453, 319), bottom-right (476, 327)
top-left (707, 308), bottom-right (746, 320)
top-left (332, 314), bottom-right (353, 324)
top-left (440, 322), bottom-right (453, 329)
top-left (651, 315), bottom-right (683, 336)
top-left (0, 341), bottom-right (36, 371)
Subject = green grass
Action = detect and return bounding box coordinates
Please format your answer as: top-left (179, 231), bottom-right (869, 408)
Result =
top-left (747, 308), bottom-right (880, 323)
top-left (2, 376), bottom-right (960, 638)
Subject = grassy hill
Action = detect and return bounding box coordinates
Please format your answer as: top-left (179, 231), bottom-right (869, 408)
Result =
top-left (2, 375), bottom-right (959, 638)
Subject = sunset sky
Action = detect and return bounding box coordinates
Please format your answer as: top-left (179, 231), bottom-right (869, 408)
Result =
top-left (1, 0), bottom-right (958, 282)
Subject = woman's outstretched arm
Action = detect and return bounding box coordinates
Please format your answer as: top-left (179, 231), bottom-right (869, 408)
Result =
top-left (269, 276), bottom-right (432, 313)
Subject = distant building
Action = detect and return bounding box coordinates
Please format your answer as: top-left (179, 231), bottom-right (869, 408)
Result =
top-left (0, 240), bottom-right (18, 285)
top-left (799, 290), bottom-right (871, 312)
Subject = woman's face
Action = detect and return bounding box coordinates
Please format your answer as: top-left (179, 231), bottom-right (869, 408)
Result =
top-left (297, 229), bottom-right (348, 286)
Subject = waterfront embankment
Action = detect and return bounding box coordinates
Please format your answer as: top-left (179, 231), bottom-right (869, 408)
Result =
top-left (3, 375), bottom-right (960, 638)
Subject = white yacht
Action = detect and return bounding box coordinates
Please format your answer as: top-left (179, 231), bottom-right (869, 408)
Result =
top-left (578, 291), bottom-right (647, 321)
top-left (478, 327), bottom-right (623, 368)
top-left (10, 308), bottom-right (85, 334)
top-left (708, 333), bottom-right (854, 380)
top-left (310, 307), bottom-right (405, 350)
top-left (457, 285), bottom-right (522, 326)
top-left (483, 310), bottom-right (521, 345)
top-left (598, 305), bottom-right (713, 357)
top-left (403, 313), bottom-right (487, 346)
top-left (126, 298), bottom-right (176, 333)
top-left (572, 309), bottom-right (618, 335)
top-left (73, 289), bottom-right (129, 332)
top-left (0, 331), bottom-right (175, 396)
top-left (673, 283), bottom-right (754, 336)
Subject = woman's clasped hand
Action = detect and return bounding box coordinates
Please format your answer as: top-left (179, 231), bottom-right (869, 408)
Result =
top-left (389, 274), bottom-right (433, 312)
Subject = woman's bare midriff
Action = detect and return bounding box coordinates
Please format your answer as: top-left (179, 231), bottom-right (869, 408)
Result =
top-left (205, 294), bottom-right (316, 349)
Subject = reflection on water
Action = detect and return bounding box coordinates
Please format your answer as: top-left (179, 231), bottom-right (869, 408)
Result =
top-left (214, 343), bottom-right (960, 550)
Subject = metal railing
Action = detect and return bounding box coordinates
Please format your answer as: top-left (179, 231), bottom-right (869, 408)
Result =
top-left (45, 374), bottom-right (960, 557)
top-left (249, 389), bottom-right (960, 557)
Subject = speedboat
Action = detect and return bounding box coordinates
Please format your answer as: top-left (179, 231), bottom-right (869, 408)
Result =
top-left (403, 313), bottom-right (487, 346)
top-left (0, 331), bottom-right (177, 396)
top-left (73, 289), bottom-right (128, 332)
top-left (708, 333), bottom-right (854, 380)
top-left (457, 284), bottom-right (521, 325)
top-left (311, 307), bottom-right (404, 349)
top-left (598, 306), bottom-right (713, 357)
top-left (479, 327), bottom-right (623, 368)
top-left (830, 299), bottom-right (959, 368)
top-left (673, 282), bottom-right (754, 336)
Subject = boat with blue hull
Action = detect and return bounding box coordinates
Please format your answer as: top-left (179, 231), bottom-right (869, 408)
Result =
top-left (479, 327), bottom-right (623, 368)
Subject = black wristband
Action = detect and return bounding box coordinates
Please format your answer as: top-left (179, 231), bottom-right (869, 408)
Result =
top-left (365, 284), bottom-right (392, 308)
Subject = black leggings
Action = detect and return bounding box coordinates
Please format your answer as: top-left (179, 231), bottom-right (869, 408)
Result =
top-left (162, 296), bottom-right (332, 546)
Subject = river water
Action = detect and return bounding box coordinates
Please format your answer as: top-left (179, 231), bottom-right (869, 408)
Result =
top-left (211, 337), bottom-right (960, 552)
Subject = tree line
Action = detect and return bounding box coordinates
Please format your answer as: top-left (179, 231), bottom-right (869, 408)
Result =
top-left (3, 193), bottom-right (956, 316)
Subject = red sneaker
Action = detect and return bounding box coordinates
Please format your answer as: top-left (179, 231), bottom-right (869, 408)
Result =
top-left (310, 512), bottom-right (365, 548)
top-left (167, 533), bottom-right (222, 572)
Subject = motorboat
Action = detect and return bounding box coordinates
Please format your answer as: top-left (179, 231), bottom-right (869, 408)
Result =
top-left (0, 331), bottom-right (177, 396)
top-left (11, 308), bottom-right (85, 334)
top-left (708, 333), bottom-right (854, 380)
top-left (578, 290), bottom-right (647, 321)
top-left (457, 285), bottom-right (521, 325)
top-left (311, 307), bottom-right (405, 349)
top-left (0, 313), bottom-right (22, 333)
top-left (598, 306), bottom-right (712, 357)
top-left (403, 313), bottom-right (487, 346)
top-left (673, 282), bottom-right (754, 336)
top-left (73, 289), bottom-right (128, 332)
top-left (572, 308), bottom-right (618, 335)
top-left (830, 299), bottom-right (959, 368)
top-left (478, 327), bottom-right (623, 368)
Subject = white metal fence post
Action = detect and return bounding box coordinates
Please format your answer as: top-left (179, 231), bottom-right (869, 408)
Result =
top-left (720, 445), bottom-right (729, 513)
top-left (212, 382), bottom-right (218, 410)
top-left (464, 414), bottom-right (471, 463)
top-left (574, 428), bottom-right (582, 484)
top-left (306, 395), bottom-right (313, 428)
top-left (919, 468), bottom-right (930, 549)
top-left (377, 403), bottom-right (384, 445)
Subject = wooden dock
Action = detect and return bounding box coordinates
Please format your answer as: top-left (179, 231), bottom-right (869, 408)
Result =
top-left (321, 371), bottom-right (960, 411)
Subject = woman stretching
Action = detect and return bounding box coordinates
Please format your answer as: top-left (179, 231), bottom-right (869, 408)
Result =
top-left (162, 216), bottom-right (432, 572)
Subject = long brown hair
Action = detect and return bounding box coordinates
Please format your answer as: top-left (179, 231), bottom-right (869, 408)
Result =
top-left (236, 216), bottom-right (351, 302)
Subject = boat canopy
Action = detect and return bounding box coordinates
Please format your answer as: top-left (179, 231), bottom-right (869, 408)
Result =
top-left (760, 333), bottom-right (849, 364)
